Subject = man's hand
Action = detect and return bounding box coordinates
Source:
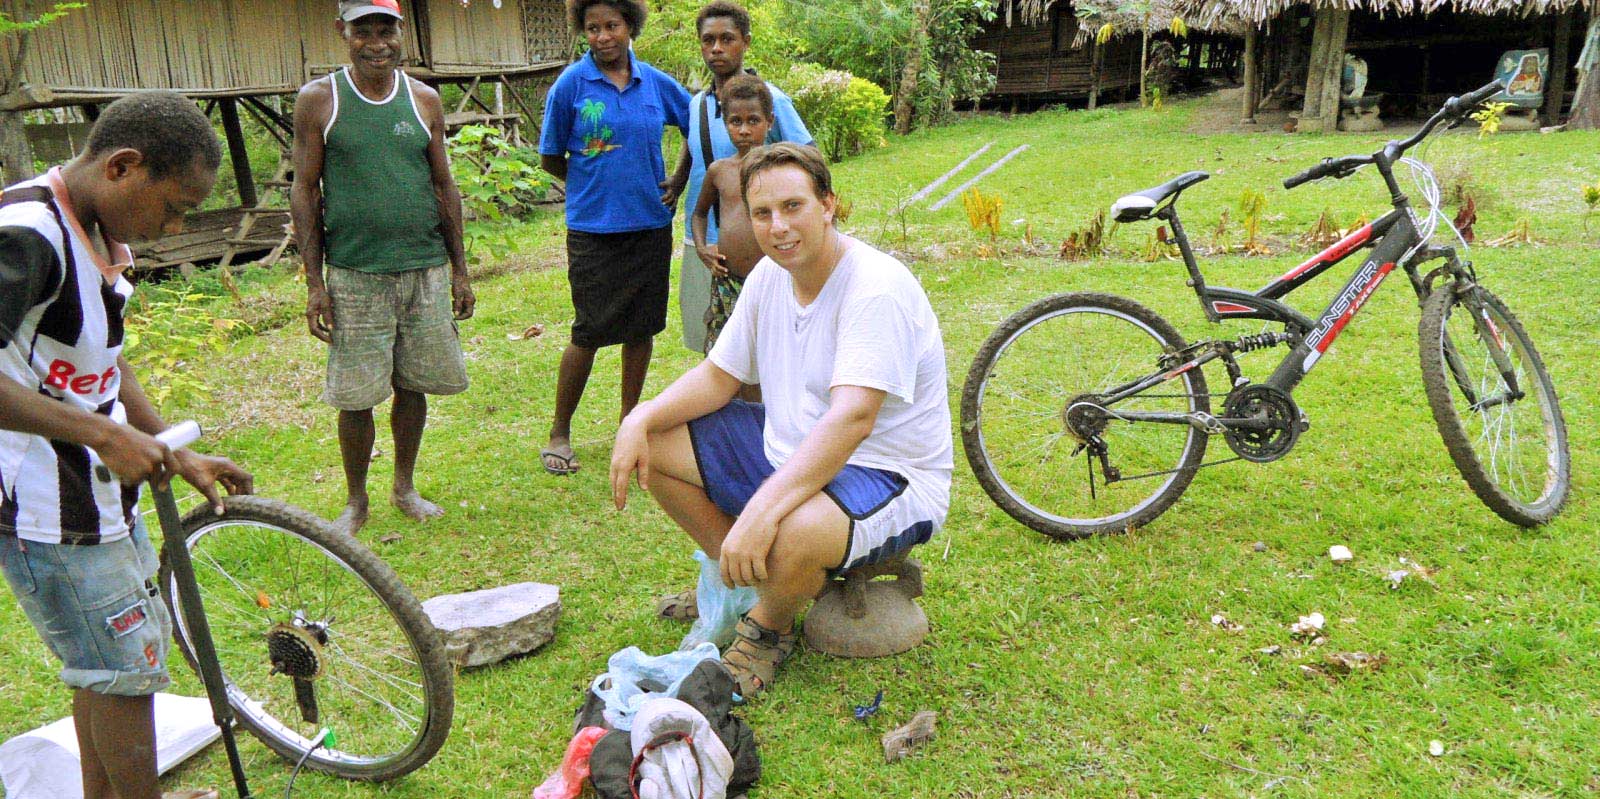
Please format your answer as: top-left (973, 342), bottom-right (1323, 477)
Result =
top-left (609, 414), bottom-right (651, 510)
top-left (719, 511), bottom-right (779, 588)
top-left (93, 423), bottom-right (177, 489)
top-left (306, 286), bottom-right (334, 343)
top-left (659, 176), bottom-right (686, 207)
top-left (451, 271), bottom-right (476, 320)
top-left (173, 449), bottom-right (255, 515)
top-left (695, 244), bottom-right (729, 278)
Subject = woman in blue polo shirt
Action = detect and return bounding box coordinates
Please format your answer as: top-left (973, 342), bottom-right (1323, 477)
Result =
top-left (538, 0), bottom-right (691, 475)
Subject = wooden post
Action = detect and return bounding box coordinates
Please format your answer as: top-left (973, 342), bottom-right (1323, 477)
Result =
top-left (1242, 26), bottom-right (1260, 123)
top-left (218, 98), bottom-right (257, 208)
top-left (0, 111), bottom-right (34, 185)
top-left (1299, 7), bottom-right (1349, 133)
top-left (1570, 9), bottom-right (1600, 129)
top-left (1544, 8), bottom-right (1575, 126)
top-left (1089, 37), bottom-right (1102, 110)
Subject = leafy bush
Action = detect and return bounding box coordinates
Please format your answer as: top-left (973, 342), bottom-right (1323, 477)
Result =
top-left (123, 282), bottom-right (250, 410)
top-left (448, 124), bottom-right (546, 267)
top-left (779, 64), bottom-right (889, 162)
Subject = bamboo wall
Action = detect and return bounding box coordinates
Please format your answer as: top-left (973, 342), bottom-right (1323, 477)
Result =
top-left (0, 0), bottom-right (554, 100)
top-left (973, 8), bottom-right (1143, 99)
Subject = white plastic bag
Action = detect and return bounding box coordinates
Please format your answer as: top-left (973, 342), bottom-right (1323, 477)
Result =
top-left (0, 693), bottom-right (220, 799)
top-left (589, 643), bottom-right (719, 731)
top-left (679, 550), bottom-right (757, 651)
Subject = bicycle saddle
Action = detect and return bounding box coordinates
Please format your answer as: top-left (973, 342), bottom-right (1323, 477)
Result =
top-left (1110, 171), bottom-right (1210, 223)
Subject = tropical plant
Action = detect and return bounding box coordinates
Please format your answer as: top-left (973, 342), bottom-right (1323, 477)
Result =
top-left (1081, 0), bottom-right (1186, 107)
top-left (123, 282), bottom-right (250, 409)
top-left (779, 64), bottom-right (889, 161)
top-left (1471, 101), bottom-right (1513, 138)
top-left (1581, 181), bottom-right (1599, 230)
top-left (0, 2), bottom-right (83, 35)
top-left (447, 124), bottom-right (546, 266)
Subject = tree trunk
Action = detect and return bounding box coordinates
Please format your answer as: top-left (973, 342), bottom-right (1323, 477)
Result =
top-left (893, 0), bottom-right (931, 135)
top-left (1543, 8), bottom-right (1574, 126)
top-left (0, 111), bottom-right (35, 185)
top-left (1299, 7), bottom-right (1349, 133)
top-left (1569, 12), bottom-right (1600, 130)
top-left (1242, 26), bottom-right (1259, 123)
top-left (1139, 27), bottom-right (1149, 105)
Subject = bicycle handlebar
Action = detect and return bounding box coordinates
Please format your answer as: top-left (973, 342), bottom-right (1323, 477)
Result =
top-left (1283, 80), bottom-right (1505, 190)
top-left (157, 420), bottom-right (202, 451)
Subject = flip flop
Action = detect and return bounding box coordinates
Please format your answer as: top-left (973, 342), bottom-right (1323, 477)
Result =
top-left (540, 447), bottom-right (580, 475)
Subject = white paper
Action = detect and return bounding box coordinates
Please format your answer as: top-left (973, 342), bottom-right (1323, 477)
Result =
top-left (0, 693), bottom-right (221, 799)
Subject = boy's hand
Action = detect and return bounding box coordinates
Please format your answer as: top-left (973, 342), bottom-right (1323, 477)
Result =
top-left (173, 449), bottom-right (254, 516)
top-left (696, 245), bottom-right (729, 278)
top-left (93, 424), bottom-right (174, 488)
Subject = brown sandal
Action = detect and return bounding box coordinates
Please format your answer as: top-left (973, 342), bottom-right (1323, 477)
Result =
top-left (655, 588), bottom-right (699, 622)
top-left (721, 615), bottom-right (796, 698)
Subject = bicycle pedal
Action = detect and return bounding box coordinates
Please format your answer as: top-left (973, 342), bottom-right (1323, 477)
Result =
top-left (1297, 413), bottom-right (1311, 432)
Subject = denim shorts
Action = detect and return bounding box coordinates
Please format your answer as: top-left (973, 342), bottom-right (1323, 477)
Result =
top-left (0, 518), bottom-right (173, 696)
top-left (687, 400), bottom-right (937, 576)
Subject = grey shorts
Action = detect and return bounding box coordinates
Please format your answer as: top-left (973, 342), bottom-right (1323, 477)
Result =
top-left (323, 264), bottom-right (469, 411)
top-left (0, 519), bottom-right (173, 696)
top-left (679, 242), bottom-right (713, 352)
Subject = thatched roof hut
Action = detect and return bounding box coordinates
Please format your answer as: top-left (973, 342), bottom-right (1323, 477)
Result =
top-left (1171, 0), bottom-right (1594, 129)
top-left (0, 0), bottom-right (570, 270)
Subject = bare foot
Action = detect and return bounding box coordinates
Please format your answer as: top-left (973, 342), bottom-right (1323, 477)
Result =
top-left (333, 497), bottom-right (369, 535)
top-left (540, 438), bottom-right (580, 475)
top-left (391, 488), bottom-right (445, 522)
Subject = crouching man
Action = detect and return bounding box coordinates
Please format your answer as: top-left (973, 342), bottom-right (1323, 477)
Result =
top-left (610, 143), bottom-right (951, 697)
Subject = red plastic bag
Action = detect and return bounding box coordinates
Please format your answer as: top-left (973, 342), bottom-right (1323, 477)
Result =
top-left (533, 726), bottom-right (609, 799)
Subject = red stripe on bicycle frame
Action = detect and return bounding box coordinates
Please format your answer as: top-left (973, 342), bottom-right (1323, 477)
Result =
top-left (1277, 223), bottom-right (1374, 284)
top-left (1212, 301), bottom-right (1255, 314)
top-left (1314, 261), bottom-right (1396, 353)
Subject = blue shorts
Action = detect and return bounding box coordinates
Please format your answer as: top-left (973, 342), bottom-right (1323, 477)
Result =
top-left (0, 518), bottom-right (173, 696)
top-left (687, 400), bottom-right (936, 576)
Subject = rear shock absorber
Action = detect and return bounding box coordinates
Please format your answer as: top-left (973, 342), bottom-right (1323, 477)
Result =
top-left (1232, 332), bottom-right (1292, 353)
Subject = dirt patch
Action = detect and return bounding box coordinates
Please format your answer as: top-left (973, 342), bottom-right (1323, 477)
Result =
top-left (1187, 87), bottom-right (1297, 136)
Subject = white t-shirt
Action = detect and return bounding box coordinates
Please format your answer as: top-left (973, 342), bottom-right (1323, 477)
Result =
top-left (708, 236), bottom-right (953, 515)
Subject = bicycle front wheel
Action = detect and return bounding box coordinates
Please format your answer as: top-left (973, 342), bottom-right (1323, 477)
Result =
top-left (161, 496), bottom-right (453, 781)
top-left (1418, 283), bottom-right (1569, 526)
top-left (961, 292), bottom-right (1209, 539)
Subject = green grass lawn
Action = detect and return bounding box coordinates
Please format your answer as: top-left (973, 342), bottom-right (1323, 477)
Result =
top-left (5, 91), bottom-right (1600, 798)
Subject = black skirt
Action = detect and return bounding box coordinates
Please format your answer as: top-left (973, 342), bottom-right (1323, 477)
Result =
top-left (565, 225), bottom-right (672, 348)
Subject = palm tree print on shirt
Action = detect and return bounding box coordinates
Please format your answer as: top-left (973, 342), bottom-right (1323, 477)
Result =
top-left (579, 98), bottom-right (621, 157)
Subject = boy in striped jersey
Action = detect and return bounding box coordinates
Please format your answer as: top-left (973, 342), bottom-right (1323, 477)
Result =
top-left (0, 92), bottom-right (252, 799)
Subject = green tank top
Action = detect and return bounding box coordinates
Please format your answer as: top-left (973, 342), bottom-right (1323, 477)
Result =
top-left (322, 68), bottom-right (447, 273)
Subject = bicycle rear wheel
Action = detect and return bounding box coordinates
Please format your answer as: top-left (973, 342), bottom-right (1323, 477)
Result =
top-left (160, 496), bottom-right (453, 781)
top-left (961, 292), bottom-right (1209, 539)
top-left (1418, 283), bottom-right (1568, 526)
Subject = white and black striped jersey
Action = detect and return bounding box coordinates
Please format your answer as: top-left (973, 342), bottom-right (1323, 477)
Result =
top-left (0, 172), bottom-right (138, 545)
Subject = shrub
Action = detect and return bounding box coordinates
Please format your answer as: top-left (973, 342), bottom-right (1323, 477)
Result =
top-left (123, 281), bottom-right (250, 410)
top-left (448, 124), bottom-right (547, 267)
top-left (780, 64), bottom-right (889, 162)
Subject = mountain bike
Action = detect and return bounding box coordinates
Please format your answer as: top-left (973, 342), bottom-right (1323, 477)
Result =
top-left (960, 81), bottom-right (1570, 540)
top-left (149, 422), bottom-right (453, 794)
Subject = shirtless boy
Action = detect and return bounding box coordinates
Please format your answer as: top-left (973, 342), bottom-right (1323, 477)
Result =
top-left (691, 74), bottom-right (774, 354)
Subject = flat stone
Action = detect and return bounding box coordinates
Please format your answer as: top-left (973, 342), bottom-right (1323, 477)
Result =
top-left (422, 582), bottom-right (560, 668)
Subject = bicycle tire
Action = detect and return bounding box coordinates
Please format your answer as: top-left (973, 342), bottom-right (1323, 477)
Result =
top-left (1418, 283), bottom-right (1569, 526)
top-left (961, 292), bottom-right (1209, 539)
top-left (159, 496), bottom-right (453, 781)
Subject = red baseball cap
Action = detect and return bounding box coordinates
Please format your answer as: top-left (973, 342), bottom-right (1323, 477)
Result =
top-left (339, 0), bottom-right (402, 21)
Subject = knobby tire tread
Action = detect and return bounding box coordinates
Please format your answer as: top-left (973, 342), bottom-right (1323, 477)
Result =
top-left (1417, 285), bottom-right (1569, 526)
top-left (961, 292), bottom-right (1208, 539)
top-left (159, 495), bottom-right (454, 782)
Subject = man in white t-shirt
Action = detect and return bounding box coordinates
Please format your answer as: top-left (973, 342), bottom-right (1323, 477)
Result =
top-left (612, 143), bottom-right (951, 697)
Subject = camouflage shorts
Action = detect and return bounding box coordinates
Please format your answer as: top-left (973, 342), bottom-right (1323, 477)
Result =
top-left (702, 274), bottom-right (744, 356)
top-left (322, 264), bottom-right (469, 411)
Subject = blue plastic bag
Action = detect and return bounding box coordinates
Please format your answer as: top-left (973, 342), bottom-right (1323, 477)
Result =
top-left (589, 643), bottom-right (720, 731)
top-left (679, 550), bottom-right (758, 651)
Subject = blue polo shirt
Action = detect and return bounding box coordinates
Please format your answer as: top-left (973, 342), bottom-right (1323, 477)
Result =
top-left (682, 81), bottom-right (813, 244)
top-left (540, 50), bottom-right (692, 234)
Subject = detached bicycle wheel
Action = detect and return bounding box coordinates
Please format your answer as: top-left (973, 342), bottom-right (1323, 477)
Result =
top-left (160, 496), bottom-right (453, 781)
top-left (1418, 283), bottom-right (1569, 526)
top-left (961, 292), bottom-right (1208, 539)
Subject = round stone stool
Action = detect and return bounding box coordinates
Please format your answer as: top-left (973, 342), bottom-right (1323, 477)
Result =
top-left (803, 557), bottom-right (928, 658)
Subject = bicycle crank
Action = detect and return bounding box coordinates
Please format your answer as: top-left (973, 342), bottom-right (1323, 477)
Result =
top-left (1221, 384), bottom-right (1305, 463)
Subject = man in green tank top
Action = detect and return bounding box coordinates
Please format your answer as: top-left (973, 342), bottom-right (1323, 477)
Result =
top-left (291, 0), bottom-right (475, 534)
